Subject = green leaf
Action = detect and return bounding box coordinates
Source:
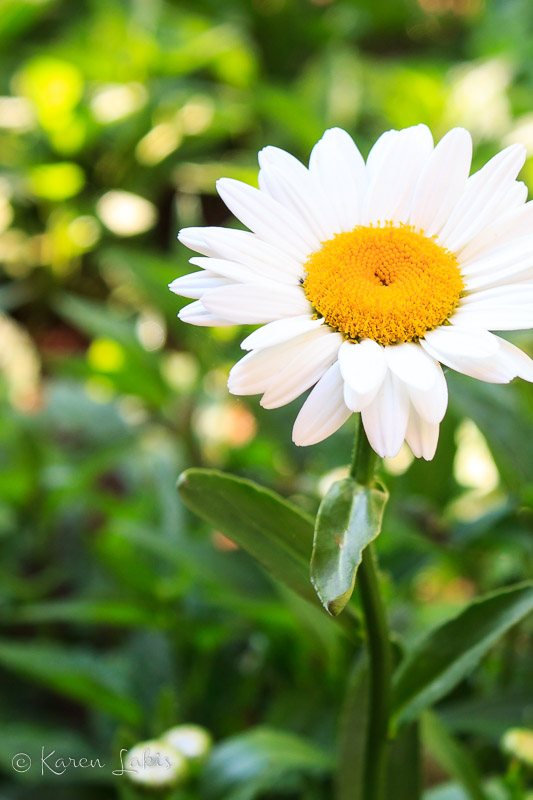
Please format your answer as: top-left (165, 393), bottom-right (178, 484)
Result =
top-left (387, 722), bottom-right (422, 800)
top-left (52, 293), bottom-right (138, 348)
top-left (311, 477), bottom-right (388, 616)
top-left (0, 640), bottom-right (142, 725)
top-left (7, 599), bottom-right (169, 628)
top-left (0, 724), bottom-right (108, 784)
top-left (178, 469), bottom-right (359, 635)
top-left (439, 694), bottom-right (533, 741)
top-left (423, 786), bottom-right (470, 800)
top-left (178, 468), bottom-right (314, 596)
top-left (421, 711), bottom-right (488, 800)
top-left (201, 727), bottom-right (333, 800)
top-left (391, 582), bottom-right (533, 728)
top-left (336, 656), bottom-right (369, 800)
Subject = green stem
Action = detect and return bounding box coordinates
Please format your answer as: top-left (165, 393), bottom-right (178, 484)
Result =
top-left (350, 415), bottom-right (378, 483)
top-left (351, 417), bottom-right (392, 800)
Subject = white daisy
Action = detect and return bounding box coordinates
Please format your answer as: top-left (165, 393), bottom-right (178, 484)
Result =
top-left (171, 124), bottom-right (533, 460)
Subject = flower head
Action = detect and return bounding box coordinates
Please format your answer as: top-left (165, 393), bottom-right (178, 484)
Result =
top-left (502, 728), bottom-right (533, 767)
top-left (123, 739), bottom-right (188, 788)
top-left (161, 724), bottom-right (212, 762)
top-left (171, 125), bottom-right (533, 459)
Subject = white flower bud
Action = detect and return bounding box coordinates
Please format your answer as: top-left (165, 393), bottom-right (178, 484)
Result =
top-left (161, 725), bottom-right (213, 762)
top-left (124, 739), bottom-right (188, 788)
top-left (502, 728), bottom-right (533, 767)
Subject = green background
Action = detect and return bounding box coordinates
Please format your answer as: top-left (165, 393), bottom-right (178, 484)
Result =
top-left (1, 0), bottom-right (533, 797)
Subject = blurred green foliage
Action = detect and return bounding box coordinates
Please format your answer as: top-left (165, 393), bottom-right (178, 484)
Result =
top-left (1, 0), bottom-right (533, 797)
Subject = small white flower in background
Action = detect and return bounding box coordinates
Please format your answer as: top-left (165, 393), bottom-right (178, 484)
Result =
top-left (502, 728), bottom-right (533, 767)
top-left (171, 124), bottom-right (533, 460)
top-left (161, 724), bottom-right (213, 762)
top-left (124, 739), bottom-right (188, 788)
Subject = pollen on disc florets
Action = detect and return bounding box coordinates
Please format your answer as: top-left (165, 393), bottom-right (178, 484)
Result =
top-left (303, 222), bottom-right (464, 346)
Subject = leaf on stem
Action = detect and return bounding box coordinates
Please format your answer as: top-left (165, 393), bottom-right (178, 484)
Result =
top-left (391, 582), bottom-right (533, 728)
top-left (177, 468), bottom-right (359, 634)
top-left (311, 477), bottom-right (388, 616)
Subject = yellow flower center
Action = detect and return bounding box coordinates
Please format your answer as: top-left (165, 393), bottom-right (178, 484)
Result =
top-left (303, 223), bottom-right (464, 346)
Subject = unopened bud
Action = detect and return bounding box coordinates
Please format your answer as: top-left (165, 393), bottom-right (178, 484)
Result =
top-left (161, 724), bottom-right (212, 762)
top-left (502, 728), bottom-right (533, 767)
top-left (123, 739), bottom-right (188, 788)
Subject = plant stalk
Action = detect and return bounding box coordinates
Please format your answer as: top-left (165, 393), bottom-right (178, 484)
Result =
top-left (351, 417), bottom-right (391, 800)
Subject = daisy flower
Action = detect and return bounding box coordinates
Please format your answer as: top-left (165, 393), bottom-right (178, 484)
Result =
top-left (171, 125), bottom-right (533, 460)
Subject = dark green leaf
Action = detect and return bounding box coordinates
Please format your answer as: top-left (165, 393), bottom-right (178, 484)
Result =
top-left (201, 727), bottom-right (333, 800)
top-left (439, 694), bottom-right (533, 741)
top-left (178, 468), bottom-right (313, 595)
top-left (0, 640), bottom-right (142, 725)
top-left (421, 711), bottom-right (488, 800)
top-left (178, 468), bottom-right (359, 634)
top-left (52, 293), bottom-right (138, 348)
top-left (392, 582), bottom-right (533, 727)
top-left (311, 477), bottom-right (388, 616)
top-left (424, 786), bottom-right (471, 800)
top-left (0, 724), bottom-right (108, 784)
top-left (6, 599), bottom-right (169, 628)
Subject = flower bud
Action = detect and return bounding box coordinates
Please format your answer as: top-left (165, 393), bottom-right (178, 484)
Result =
top-left (161, 724), bottom-right (213, 763)
top-left (123, 739), bottom-right (189, 788)
top-left (502, 728), bottom-right (533, 767)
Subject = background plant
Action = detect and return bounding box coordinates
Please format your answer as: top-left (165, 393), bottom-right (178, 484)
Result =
top-left (1, 0), bottom-right (533, 798)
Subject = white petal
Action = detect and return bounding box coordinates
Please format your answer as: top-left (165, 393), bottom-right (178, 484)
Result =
top-left (240, 315), bottom-right (324, 350)
top-left (461, 236), bottom-right (533, 292)
top-left (188, 256), bottom-right (284, 288)
top-left (497, 337), bottom-right (533, 382)
top-left (459, 199), bottom-right (533, 263)
top-left (308, 127), bottom-right (366, 233)
top-left (178, 300), bottom-right (236, 327)
top-left (460, 284), bottom-right (533, 307)
top-left (202, 284), bottom-right (311, 324)
top-left (409, 127), bottom-right (472, 235)
top-left (437, 144), bottom-right (526, 253)
top-left (385, 342), bottom-right (448, 425)
top-left (423, 323), bottom-right (499, 359)
top-left (361, 371), bottom-right (410, 458)
top-left (258, 146), bottom-right (336, 241)
top-left (169, 271), bottom-right (233, 299)
top-left (421, 326), bottom-right (517, 383)
top-left (405, 364), bottom-right (448, 425)
top-left (216, 178), bottom-right (319, 262)
top-left (228, 331), bottom-right (323, 395)
top-left (178, 227), bottom-right (219, 257)
top-left (451, 306), bottom-right (533, 331)
top-left (454, 284), bottom-right (533, 331)
top-left (258, 145), bottom-right (309, 184)
top-left (405, 404), bottom-right (440, 460)
top-left (181, 227), bottom-right (303, 282)
top-left (338, 339), bottom-right (387, 411)
top-left (362, 124), bottom-right (434, 225)
top-left (365, 129), bottom-right (400, 177)
top-left (461, 180), bottom-right (530, 260)
top-left (502, 179), bottom-right (529, 212)
top-left (292, 362), bottom-right (352, 446)
top-left (260, 331), bottom-right (343, 409)
top-left (385, 341), bottom-right (441, 391)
